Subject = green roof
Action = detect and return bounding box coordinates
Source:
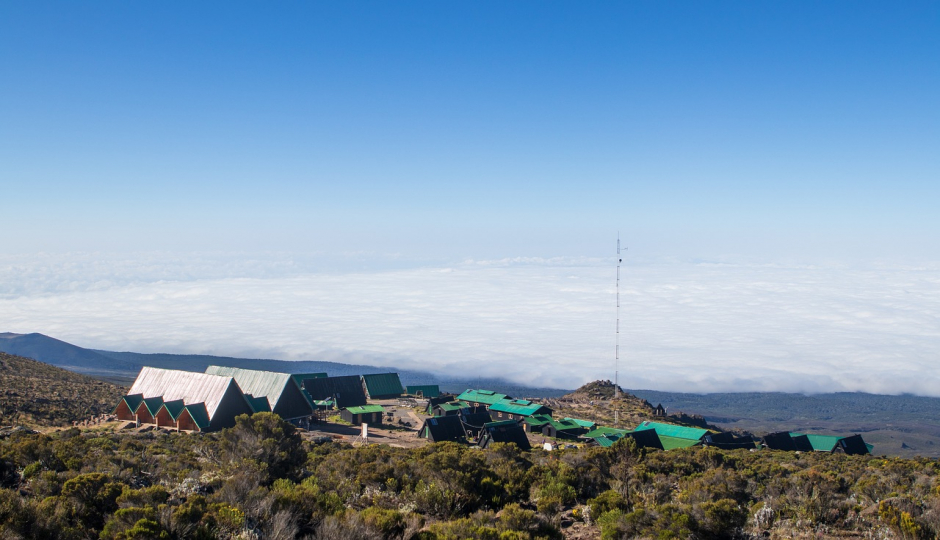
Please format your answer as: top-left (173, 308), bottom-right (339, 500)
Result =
top-left (565, 418), bottom-right (597, 429)
top-left (546, 418), bottom-right (583, 433)
top-left (362, 373), bottom-right (404, 398)
top-left (437, 401), bottom-right (470, 413)
top-left (161, 400), bottom-right (187, 421)
top-left (140, 396), bottom-right (165, 416)
top-left (457, 389), bottom-right (509, 406)
top-left (184, 403), bottom-right (210, 429)
top-left (345, 404), bottom-right (385, 415)
top-left (583, 426), bottom-right (629, 439)
top-left (658, 435), bottom-right (703, 450)
top-left (406, 385), bottom-right (441, 398)
top-left (595, 434), bottom-right (623, 447)
top-left (634, 421), bottom-right (708, 441)
top-left (244, 395), bottom-right (272, 413)
top-left (790, 433), bottom-right (842, 452)
top-left (523, 414), bottom-right (554, 427)
top-left (489, 399), bottom-right (549, 416)
top-left (118, 394), bottom-right (144, 414)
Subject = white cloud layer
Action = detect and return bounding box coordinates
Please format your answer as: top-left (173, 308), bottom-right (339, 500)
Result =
top-left (2, 253), bottom-right (939, 395)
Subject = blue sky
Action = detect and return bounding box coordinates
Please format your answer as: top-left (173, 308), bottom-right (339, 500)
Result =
top-left (3, 2), bottom-right (937, 262)
top-left (2, 3), bottom-right (940, 392)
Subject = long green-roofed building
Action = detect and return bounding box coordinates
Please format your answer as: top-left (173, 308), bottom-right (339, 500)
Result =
top-left (488, 399), bottom-right (553, 420)
top-left (634, 421), bottom-right (709, 441)
top-left (457, 389), bottom-right (510, 409)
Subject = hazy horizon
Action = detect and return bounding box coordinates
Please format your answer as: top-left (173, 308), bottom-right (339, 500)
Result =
top-left (2, 3), bottom-right (938, 396)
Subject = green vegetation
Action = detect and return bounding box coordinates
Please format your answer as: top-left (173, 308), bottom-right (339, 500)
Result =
top-left (2, 411), bottom-right (940, 539)
top-left (0, 352), bottom-right (127, 427)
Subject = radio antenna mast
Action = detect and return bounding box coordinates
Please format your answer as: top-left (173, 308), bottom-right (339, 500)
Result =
top-left (615, 234), bottom-right (622, 399)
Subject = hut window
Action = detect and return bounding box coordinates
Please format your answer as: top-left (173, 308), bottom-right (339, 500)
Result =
top-left (497, 412), bottom-right (503, 418)
top-left (509, 414), bottom-right (514, 420)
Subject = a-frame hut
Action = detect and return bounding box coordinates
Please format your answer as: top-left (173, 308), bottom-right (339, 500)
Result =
top-left (205, 366), bottom-right (314, 421)
top-left (478, 420), bottom-right (531, 450)
top-left (362, 373), bottom-right (405, 399)
top-left (418, 415), bottom-right (466, 443)
top-left (117, 367), bottom-right (254, 432)
top-left (302, 375), bottom-right (367, 408)
top-left (458, 411), bottom-right (494, 442)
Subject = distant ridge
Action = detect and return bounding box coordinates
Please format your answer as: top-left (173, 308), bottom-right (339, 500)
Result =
top-left (0, 333), bottom-right (139, 377)
top-left (0, 332), bottom-right (569, 397)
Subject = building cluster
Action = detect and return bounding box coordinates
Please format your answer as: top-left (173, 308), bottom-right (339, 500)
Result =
top-left (114, 372), bottom-right (873, 456)
top-left (113, 366), bottom-right (432, 432)
top-left (418, 388), bottom-right (873, 455)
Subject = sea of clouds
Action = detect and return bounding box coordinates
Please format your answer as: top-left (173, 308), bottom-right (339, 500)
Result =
top-left (1, 252), bottom-right (939, 395)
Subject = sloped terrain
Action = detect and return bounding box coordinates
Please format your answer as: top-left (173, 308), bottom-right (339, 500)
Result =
top-left (541, 380), bottom-right (721, 435)
top-left (0, 352), bottom-right (127, 427)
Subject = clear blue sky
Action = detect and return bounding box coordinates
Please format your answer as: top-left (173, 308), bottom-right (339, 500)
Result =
top-left (2, 2), bottom-right (938, 263)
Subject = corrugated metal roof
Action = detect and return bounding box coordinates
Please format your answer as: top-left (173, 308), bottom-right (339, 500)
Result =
top-left (595, 435), bottom-right (621, 447)
top-left (489, 399), bottom-right (550, 416)
top-left (361, 373), bottom-right (404, 398)
top-left (457, 389), bottom-right (509, 406)
top-left (129, 366), bottom-right (241, 419)
top-left (206, 366), bottom-right (310, 411)
top-left (634, 421), bottom-right (708, 441)
top-left (345, 404), bottom-right (385, 415)
top-left (406, 385), bottom-right (440, 398)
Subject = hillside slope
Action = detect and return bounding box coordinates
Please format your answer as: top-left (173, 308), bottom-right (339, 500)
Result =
top-left (0, 333), bottom-right (138, 377)
top-left (543, 380), bottom-right (720, 432)
top-left (0, 352), bottom-right (127, 427)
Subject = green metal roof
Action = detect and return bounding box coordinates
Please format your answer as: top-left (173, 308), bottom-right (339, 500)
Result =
top-left (244, 394), bottom-right (272, 413)
top-left (406, 385), bottom-right (441, 398)
top-left (457, 389), bottom-right (509, 406)
top-left (594, 434), bottom-right (622, 447)
top-left (565, 418), bottom-right (597, 429)
top-left (583, 426), bottom-right (629, 439)
top-left (437, 401), bottom-right (469, 412)
top-left (634, 421), bottom-right (708, 441)
top-left (362, 373), bottom-right (404, 398)
top-left (523, 414), bottom-right (554, 427)
top-left (118, 394), bottom-right (144, 414)
top-left (345, 404), bottom-right (385, 415)
top-left (489, 399), bottom-right (549, 416)
top-left (139, 396), bottom-right (165, 416)
top-left (790, 433), bottom-right (842, 452)
top-left (161, 400), bottom-right (187, 421)
top-left (658, 435), bottom-right (703, 450)
top-left (184, 403), bottom-right (210, 429)
top-left (206, 366), bottom-right (315, 411)
top-left (546, 418), bottom-right (583, 433)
